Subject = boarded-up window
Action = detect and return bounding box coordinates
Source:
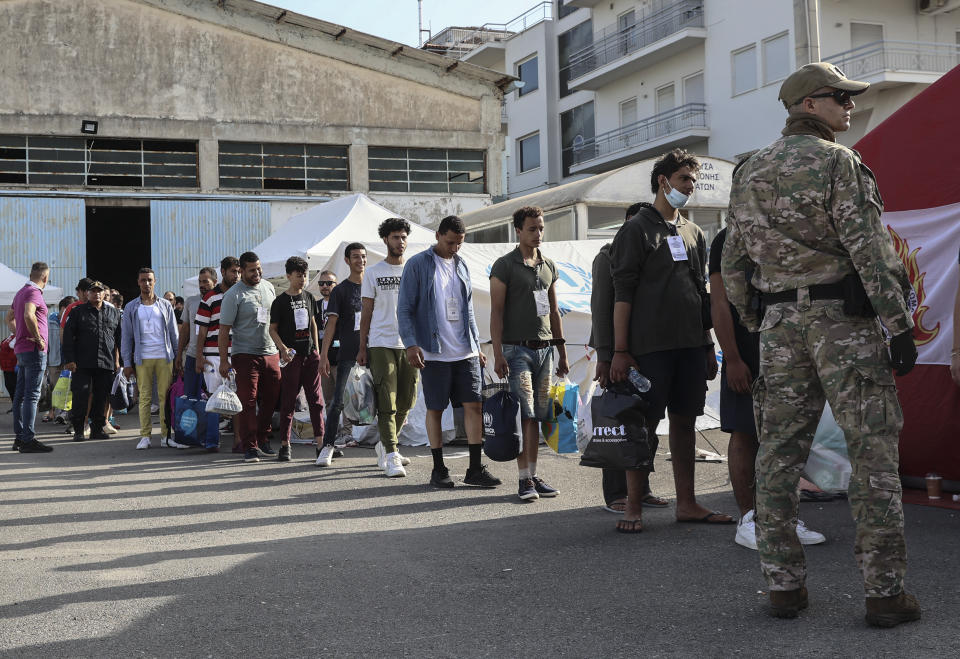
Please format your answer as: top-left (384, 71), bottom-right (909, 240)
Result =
top-left (368, 147), bottom-right (485, 194)
top-left (0, 135), bottom-right (198, 188)
top-left (218, 142), bottom-right (349, 192)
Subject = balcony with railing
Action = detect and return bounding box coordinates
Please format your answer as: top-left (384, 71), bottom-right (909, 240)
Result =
top-left (566, 0), bottom-right (705, 91)
top-left (566, 103), bottom-right (708, 175)
top-left (823, 40), bottom-right (960, 89)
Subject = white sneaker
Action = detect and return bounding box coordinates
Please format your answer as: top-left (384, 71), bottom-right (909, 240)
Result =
top-left (735, 510), bottom-right (827, 549)
top-left (385, 452), bottom-right (407, 478)
top-left (136, 437), bottom-right (151, 450)
top-left (150, 404), bottom-right (160, 415)
top-left (735, 509), bottom-right (758, 550)
top-left (375, 442), bottom-right (386, 470)
top-left (797, 519), bottom-right (827, 545)
top-left (397, 452), bottom-right (411, 466)
top-left (163, 437), bottom-right (188, 449)
top-left (102, 422), bottom-right (118, 435)
top-left (315, 444), bottom-right (334, 467)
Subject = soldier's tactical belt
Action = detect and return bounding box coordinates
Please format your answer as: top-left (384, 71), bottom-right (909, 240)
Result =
top-left (761, 282), bottom-right (845, 308)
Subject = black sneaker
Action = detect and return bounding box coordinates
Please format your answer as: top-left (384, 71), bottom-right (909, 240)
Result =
top-left (243, 449), bottom-right (260, 463)
top-left (72, 431), bottom-right (86, 442)
top-left (430, 467), bottom-right (454, 489)
top-left (278, 445), bottom-right (291, 462)
top-left (532, 476), bottom-right (559, 497)
top-left (333, 448), bottom-right (344, 458)
top-left (464, 465), bottom-right (502, 488)
top-left (518, 478), bottom-right (539, 500)
top-left (89, 430), bottom-right (110, 440)
top-left (11, 439), bottom-right (22, 451)
top-left (256, 442), bottom-right (276, 456)
top-left (19, 440), bottom-right (54, 453)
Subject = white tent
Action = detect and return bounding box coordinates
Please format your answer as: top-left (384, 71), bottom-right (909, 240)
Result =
top-left (183, 193), bottom-right (437, 296)
top-left (311, 240), bottom-right (721, 446)
top-left (253, 193), bottom-right (436, 278)
top-left (0, 262), bottom-right (64, 306)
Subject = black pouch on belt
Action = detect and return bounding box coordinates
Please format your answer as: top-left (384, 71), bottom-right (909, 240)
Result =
top-left (841, 274), bottom-right (876, 317)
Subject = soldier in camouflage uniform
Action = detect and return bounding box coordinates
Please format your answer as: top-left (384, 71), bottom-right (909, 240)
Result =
top-left (721, 62), bottom-right (921, 627)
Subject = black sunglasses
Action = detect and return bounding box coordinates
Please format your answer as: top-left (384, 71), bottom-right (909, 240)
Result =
top-left (806, 89), bottom-right (852, 106)
top-left (318, 281), bottom-right (335, 286)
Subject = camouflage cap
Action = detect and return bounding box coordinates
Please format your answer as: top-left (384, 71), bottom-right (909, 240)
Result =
top-left (778, 62), bottom-right (869, 108)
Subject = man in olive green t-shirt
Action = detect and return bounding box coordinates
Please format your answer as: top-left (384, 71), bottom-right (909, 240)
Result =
top-left (490, 205), bottom-right (569, 502)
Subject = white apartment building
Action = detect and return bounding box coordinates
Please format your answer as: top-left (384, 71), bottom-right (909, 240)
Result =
top-left (429, 0), bottom-right (960, 241)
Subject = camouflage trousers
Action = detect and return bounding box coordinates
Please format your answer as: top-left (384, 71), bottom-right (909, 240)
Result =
top-left (753, 297), bottom-right (906, 597)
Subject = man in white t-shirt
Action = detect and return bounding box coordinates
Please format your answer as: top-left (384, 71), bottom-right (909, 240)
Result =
top-left (357, 218), bottom-right (418, 478)
top-left (397, 216), bottom-right (501, 489)
top-left (121, 267), bottom-right (184, 450)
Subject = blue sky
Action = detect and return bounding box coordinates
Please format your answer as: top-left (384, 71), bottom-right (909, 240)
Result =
top-left (267, 0), bottom-right (548, 47)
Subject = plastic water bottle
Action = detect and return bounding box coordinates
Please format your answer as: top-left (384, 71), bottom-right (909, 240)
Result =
top-left (627, 367), bottom-right (651, 393)
top-left (280, 348), bottom-right (296, 368)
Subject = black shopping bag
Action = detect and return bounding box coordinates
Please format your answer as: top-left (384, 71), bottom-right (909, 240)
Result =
top-left (579, 385), bottom-right (655, 471)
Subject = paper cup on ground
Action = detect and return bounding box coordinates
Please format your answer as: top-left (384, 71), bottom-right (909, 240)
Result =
top-left (925, 473), bottom-right (942, 500)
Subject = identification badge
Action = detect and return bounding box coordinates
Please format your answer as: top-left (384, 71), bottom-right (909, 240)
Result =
top-left (445, 297), bottom-right (460, 321)
top-left (294, 307), bottom-right (309, 330)
top-left (533, 289), bottom-right (550, 316)
top-left (256, 306), bottom-right (269, 324)
top-left (354, 311), bottom-right (361, 331)
top-left (667, 235), bottom-right (688, 262)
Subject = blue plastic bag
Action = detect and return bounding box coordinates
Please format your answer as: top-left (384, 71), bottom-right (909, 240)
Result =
top-left (175, 396), bottom-right (220, 449)
top-left (541, 378), bottom-right (580, 454)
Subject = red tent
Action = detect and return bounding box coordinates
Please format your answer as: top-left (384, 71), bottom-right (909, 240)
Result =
top-left (855, 65), bottom-right (960, 482)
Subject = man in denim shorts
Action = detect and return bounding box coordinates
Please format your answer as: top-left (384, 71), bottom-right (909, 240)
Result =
top-left (490, 206), bottom-right (569, 501)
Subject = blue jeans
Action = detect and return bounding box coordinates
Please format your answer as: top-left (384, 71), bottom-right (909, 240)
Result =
top-left (322, 359), bottom-right (355, 446)
top-left (13, 348), bottom-right (47, 444)
top-left (183, 355), bottom-right (203, 398)
top-left (502, 344), bottom-right (553, 421)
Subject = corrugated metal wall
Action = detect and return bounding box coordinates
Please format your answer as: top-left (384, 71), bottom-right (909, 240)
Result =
top-left (150, 200), bottom-right (271, 294)
top-left (0, 197), bottom-right (86, 294)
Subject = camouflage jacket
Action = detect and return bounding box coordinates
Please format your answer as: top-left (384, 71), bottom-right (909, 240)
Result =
top-left (720, 133), bottom-right (914, 335)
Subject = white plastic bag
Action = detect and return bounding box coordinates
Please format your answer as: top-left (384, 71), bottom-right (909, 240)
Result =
top-left (576, 380), bottom-right (598, 453)
top-left (802, 402), bottom-right (851, 492)
top-left (205, 371), bottom-right (243, 416)
top-left (342, 364), bottom-right (376, 426)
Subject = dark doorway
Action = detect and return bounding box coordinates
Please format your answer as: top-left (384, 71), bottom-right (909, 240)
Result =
top-left (86, 206), bottom-right (151, 304)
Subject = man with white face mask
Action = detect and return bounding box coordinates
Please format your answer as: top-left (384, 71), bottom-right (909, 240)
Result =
top-left (608, 148), bottom-right (729, 534)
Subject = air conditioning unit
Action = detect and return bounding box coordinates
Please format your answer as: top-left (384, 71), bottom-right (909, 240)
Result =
top-left (918, 0), bottom-right (960, 15)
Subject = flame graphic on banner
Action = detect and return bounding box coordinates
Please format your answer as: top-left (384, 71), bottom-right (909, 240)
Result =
top-left (887, 226), bottom-right (940, 346)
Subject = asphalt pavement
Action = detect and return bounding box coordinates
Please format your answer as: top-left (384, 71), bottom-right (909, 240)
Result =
top-left (1, 406), bottom-right (958, 658)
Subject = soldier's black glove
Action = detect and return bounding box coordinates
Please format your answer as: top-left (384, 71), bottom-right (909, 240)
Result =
top-left (889, 330), bottom-right (917, 376)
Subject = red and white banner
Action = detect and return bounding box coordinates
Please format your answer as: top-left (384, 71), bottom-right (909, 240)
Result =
top-left (884, 202), bottom-right (960, 366)
top-left (855, 64), bottom-right (960, 481)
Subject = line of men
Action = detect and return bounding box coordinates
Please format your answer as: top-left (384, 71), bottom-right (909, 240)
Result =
top-left (7, 59), bottom-right (925, 626)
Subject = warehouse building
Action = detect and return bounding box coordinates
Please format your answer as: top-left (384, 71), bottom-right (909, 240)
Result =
top-left (0, 0), bottom-right (509, 298)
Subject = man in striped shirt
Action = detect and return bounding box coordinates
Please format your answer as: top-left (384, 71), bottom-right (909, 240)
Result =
top-left (195, 256), bottom-right (241, 396)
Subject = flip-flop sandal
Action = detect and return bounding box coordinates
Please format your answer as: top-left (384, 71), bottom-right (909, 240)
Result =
top-left (616, 519), bottom-right (643, 533)
top-left (642, 494), bottom-right (669, 508)
top-left (603, 499), bottom-right (627, 514)
top-left (677, 511), bottom-right (736, 524)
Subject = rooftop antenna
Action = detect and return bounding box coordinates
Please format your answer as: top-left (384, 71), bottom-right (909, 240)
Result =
top-left (418, 0), bottom-right (431, 46)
